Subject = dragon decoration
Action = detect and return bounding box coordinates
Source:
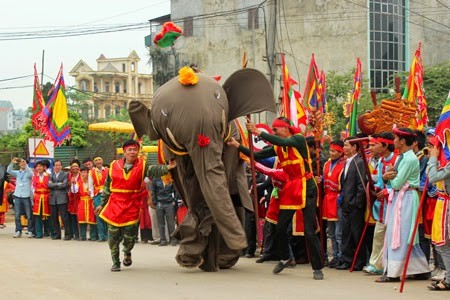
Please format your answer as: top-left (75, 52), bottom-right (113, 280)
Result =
top-left (357, 78), bottom-right (418, 136)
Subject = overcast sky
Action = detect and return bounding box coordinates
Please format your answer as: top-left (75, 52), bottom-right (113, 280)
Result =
top-left (0, 0), bottom-right (170, 110)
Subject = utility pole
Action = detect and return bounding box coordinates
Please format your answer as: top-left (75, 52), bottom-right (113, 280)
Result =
top-left (40, 50), bottom-right (45, 89)
top-left (266, 0), bottom-right (278, 123)
top-left (267, 0), bottom-right (277, 88)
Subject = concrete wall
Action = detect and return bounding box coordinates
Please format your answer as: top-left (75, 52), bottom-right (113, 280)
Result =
top-left (408, 0), bottom-right (450, 66)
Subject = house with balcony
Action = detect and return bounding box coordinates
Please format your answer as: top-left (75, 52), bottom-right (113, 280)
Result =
top-left (69, 50), bottom-right (153, 119)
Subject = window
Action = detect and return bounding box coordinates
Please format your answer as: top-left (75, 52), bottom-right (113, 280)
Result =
top-left (248, 8), bottom-right (259, 30)
top-left (105, 82), bottom-right (110, 93)
top-left (369, 0), bottom-right (406, 91)
top-left (122, 63), bottom-right (126, 72)
top-left (138, 83), bottom-right (142, 94)
top-left (80, 80), bottom-right (87, 91)
top-left (94, 83), bottom-right (98, 93)
top-left (105, 105), bottom-right (111, 118)
top-left (131, 63), bottom-right (135, 72)
top-left (115, 82), bottom-right (120, 93)
top-left (184, 17), bottom-right (193, 37)
top-left (115, 105), bottom-right (121, 115)
top-left (94, 106), bottom-right (99, 119)
top-left (123, 80), bottom-right (127, 93)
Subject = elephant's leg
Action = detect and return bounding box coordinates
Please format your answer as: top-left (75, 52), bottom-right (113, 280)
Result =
top-left (217, 233), bottom-right (241, 269)
top-left (172, 156), bottom-right (216, 269)
top-left (186, 145), bottom-right (247, 251)
top-left (198, 224), bottom-right (220, 272)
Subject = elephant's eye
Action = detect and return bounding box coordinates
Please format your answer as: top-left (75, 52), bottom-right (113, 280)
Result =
top-left (214, 90), bottom-right (220, 100)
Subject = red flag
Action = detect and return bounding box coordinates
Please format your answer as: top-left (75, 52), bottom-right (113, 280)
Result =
top-left (42, 64), bottom-right (71, 146)
top-left (31, 64), bottom-right (47, 133)
top-left (304, 54), bottom-right (320, 110)
top-left (280, 54), bottom-right (307, 133)
top-left (402, 43), bottom-right (428, 130)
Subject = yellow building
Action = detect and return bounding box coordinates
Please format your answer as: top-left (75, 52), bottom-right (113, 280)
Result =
top-left (69, 50), bottom-right (152, 119)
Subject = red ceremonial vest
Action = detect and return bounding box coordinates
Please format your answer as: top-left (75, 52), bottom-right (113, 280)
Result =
top-left (77, 181), bottom-right (96, 224)
top-left (32, 173), bottom-right (51, 216)
top-left (322, 158), bottom-right (345, 220)
top-left (273, 136), bottom-right (313, 210)
top-left (100, 158), bottom-right (145, 226)
top-left (91, 167), bottom-right (109, 196)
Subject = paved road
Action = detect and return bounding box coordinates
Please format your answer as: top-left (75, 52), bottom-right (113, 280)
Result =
top-left (1, 221), bottom-right (444, 300)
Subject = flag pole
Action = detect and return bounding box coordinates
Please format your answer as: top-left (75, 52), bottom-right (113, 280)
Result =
top-left (242, 52), bottom-right (261, 248)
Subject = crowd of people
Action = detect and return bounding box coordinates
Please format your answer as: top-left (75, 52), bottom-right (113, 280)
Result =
top-left (0, 140), bottom-right (181, 272)
top-left (1, 119), bottom-right (449, 291)
top-left (229, 117), bottom-right (449, 291)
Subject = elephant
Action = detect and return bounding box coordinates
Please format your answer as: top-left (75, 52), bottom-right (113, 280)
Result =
top-left (129, 67), bottom-right (275, 271)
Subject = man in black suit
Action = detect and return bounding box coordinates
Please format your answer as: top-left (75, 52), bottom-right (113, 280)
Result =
top-left (48, 159), bottom-right (72, 240)
top-left (336, 137), bottom-right (367, 270)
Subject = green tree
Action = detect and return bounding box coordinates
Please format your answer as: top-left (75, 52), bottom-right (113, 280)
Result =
top-left (149, 46), bottom-right (177, 89)
top-left (422, 61), bottom-right (450, 126)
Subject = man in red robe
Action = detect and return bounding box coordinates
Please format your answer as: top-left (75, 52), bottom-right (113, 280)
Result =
top-left (96, 140), bottom-right (146, 272)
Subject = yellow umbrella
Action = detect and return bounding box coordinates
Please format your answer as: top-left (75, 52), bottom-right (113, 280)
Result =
top-left (88, 121), bottom-right (136, 159)
top-left (88, 121), bottom-right (135, 133)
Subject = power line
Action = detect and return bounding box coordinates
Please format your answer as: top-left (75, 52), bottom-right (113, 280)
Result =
top-left (435, 0), bottom-right (450, 9)
top-left (0, 85), bottom-right (33, 90)
top-left (0, 74), bottom-right (33, 83)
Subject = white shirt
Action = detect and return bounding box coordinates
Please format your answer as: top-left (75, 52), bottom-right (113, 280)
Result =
top-left (344, 153), bottom-right (358, 178)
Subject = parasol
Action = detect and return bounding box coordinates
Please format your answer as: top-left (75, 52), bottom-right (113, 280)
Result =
top-left (88, 121), bottom-right (135, 158)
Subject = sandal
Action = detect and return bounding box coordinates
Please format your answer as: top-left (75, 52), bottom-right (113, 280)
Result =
top-left (375, 275), bottom-right (400, 283)
top-left (428, 280), bottom-right (450, 291)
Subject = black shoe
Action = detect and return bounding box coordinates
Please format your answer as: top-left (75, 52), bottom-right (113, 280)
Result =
top-left (123, 255), bottom-right (132, 267)
top-left (52, 236), bottom-right (61, 240)
top-left (245, 253), bottom-right (255, 258)
top-left (273, 258), bottom-right (294, 274)
top-left (63, 236), bottom-right (72, 241)
top-left (353, 265), bottom-right (364, 271)
top-left (256, 256), bottom-right (272, 263)
top-left (336, 262), bottom-right (351, 270)
top-left (159, 240), bottom-right (168, 246)
top-left (111, 264), bottom-right (121, 272)
top-left (314, 269), bottom-right (324, 280)
top-left (328, 258), bottom-right (339, 268)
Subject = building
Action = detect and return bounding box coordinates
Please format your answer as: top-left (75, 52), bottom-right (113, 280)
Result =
top-left (150, 0), bottom-right (450, 122)
top-left (0, 100), bottom-right (14, 132)
top-left (69, 50), bottom-right (153, 119)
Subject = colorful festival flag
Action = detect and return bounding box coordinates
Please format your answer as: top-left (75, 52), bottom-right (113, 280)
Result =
top-left (435, 91), bottom-right (450, 166)
top-left (280, 54), bottom-right (307, 132)
top-left (153, 22), bottom-right (183, 48)
top-left (349, 58), bottom-right (362, 136)
top-left (402, 43), bottom-right (428, 130)
top-left (42, 64), bottom-right (71, 147)
top-left (31, 63), bottom-right (47, 133)
top-left (303, 54), bottom-right (320, 111)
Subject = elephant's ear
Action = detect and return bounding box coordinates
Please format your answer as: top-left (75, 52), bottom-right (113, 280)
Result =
top-left (128, 100), bottom-right (160, 140)
top-left (223, 68), bottom-right (276, 121)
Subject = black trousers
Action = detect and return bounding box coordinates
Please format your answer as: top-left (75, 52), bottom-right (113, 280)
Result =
top-left (50, 203), bottom-right (71, 238)
top-left (274, 188), bottom-right (323, 270)
top-left (341, 207), bottom-right (366, 267)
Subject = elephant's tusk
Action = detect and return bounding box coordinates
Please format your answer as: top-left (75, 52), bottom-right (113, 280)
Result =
top-left (166, 127), bottom-right (185, 150)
